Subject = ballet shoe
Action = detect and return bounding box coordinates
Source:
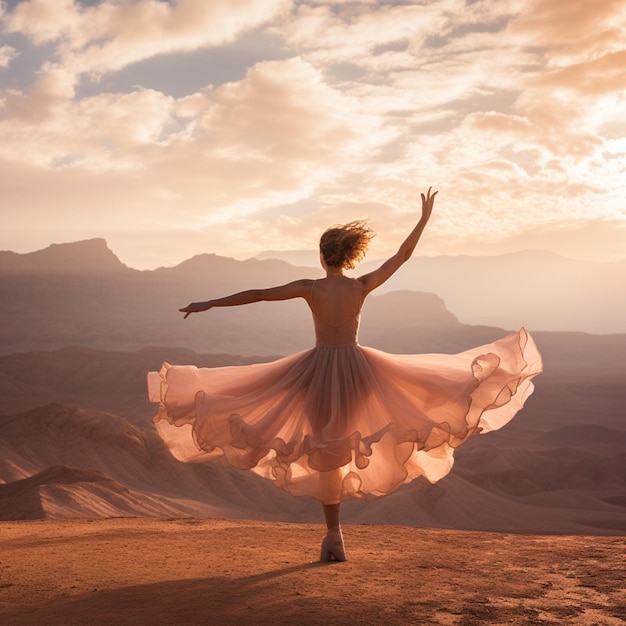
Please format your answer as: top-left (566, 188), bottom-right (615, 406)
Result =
top-left (320, 528), bottom-right (347, 562)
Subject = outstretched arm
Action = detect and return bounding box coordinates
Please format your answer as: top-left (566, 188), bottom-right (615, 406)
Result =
top-left (179, 278), bottom-right (313, 319)
top-left (358, 187), bottom-right (437, 295)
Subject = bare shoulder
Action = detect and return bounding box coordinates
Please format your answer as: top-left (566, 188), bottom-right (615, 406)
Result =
top-left (356, 269), bottom-right (380, 293)
top-left (290, 278), bottom-right (315, 291)
top-left (259, 278), bottom-right (315, 302)
top-left (294, 278), bottom-right (315, 302)
top-left (356, 255), bottom-right (403, 295)
top-left (276, 278), bottom-right (315, 289)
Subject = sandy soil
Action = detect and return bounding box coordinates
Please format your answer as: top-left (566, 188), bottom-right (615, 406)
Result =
top-left (1, 518), bottom-right (624, 625)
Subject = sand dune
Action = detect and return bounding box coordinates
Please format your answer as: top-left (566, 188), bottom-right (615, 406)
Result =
top-left (0, 465), bottom-right (212, 520)
top-left (0, 404), bottom-right (314, 522)
top-left (0, 335), bottom-right (623, 535)
top-left (1, 400), bottom-right (624, 535)
top-left (532, 425), bottom-right (626, 451)
top-left (0, 518), bottom-right (624, 626)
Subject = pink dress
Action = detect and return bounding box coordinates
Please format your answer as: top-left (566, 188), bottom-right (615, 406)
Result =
top-left (148, 278), bottom-right (542, 504)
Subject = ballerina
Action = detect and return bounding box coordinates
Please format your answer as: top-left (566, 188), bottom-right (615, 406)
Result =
top-left (147, 188), bottom-right (543, 562)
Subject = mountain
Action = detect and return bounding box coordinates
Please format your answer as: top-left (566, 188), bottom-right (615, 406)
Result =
top-left (255, 248), bottom-right (626, 334)
top-left (1, 239), bottom-right (511, 356)
top-left (1, 239), bottom-right (624, 531)
top-left (254, 249), bottom-right (321, 267)
top-left (0, 238), bottom-right (130, 274)
top-left (1, 239), bottom-right (625, 358)
top-left (0, 338), bottom-right (624, 532)
top-left (1, 241), bottom-right (623, 357)
top-left (0, 239), bottom-right (313, 355)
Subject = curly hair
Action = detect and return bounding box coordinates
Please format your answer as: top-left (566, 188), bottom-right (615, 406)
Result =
top-left (319, 220), bottom-right (374, 270)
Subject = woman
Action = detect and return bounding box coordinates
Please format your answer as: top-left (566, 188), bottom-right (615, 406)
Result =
top-left (147, 188), bottom-right (542, 562)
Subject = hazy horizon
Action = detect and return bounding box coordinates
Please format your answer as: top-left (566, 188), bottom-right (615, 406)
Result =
top-left (2, 236), bottom-right (625, 337)
top-left (3, 234), bottom-right (625, 273)
top-left (1, 1), bottom-right (625, 270)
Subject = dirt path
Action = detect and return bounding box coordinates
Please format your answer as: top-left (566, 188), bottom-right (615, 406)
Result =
top-left (1, 519), bottom-right (624, 625)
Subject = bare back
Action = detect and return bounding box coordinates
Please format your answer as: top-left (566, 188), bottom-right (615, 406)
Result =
top-left (309, 277), bottom-right (364, 347)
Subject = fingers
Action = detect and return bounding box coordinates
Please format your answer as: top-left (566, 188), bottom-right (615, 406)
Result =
top-left (425, 187), bottom-right (437, 202)
top-left (421, 188), bottom-right (437, 207)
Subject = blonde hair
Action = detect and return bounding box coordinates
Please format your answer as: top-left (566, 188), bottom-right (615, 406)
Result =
top-left (319, 220), bottom-right (374, 270)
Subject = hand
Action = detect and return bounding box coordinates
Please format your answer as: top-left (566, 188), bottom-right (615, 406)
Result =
top-left (179, 302), bottom-right (210, 319)
top-left (420, 187), bottom-right (437, 222)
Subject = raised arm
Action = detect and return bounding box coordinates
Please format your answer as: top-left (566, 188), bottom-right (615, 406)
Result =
top-left (179, 278), bottom-right (313, 319)
top-left (358, 187), bottom-right (437, 295)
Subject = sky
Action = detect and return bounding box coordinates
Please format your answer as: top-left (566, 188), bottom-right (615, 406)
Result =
top-left (1, 0), bottom-right (625, 270)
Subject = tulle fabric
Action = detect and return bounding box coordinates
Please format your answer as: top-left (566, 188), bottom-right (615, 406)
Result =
top-left (148, 327), bottom-right (542, 504)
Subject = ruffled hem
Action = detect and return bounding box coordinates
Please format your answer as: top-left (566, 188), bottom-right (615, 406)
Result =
top-left (148, 329), bottom-right (542, 503)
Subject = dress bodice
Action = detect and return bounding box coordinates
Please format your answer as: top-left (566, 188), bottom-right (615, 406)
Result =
top-left (309, 277), bottom-right (364, 347)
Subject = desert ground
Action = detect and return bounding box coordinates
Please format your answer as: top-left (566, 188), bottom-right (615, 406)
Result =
top-left (1, 518), bottom-right (624, 626)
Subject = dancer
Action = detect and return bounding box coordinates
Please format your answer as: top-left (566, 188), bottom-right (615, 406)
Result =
top-left (147, 188), bottom-right (542, 562)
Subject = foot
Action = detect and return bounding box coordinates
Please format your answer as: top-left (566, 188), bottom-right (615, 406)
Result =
top-left (320, 528), bottom-right (347, 562)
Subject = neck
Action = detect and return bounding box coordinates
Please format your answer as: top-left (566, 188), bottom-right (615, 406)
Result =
top-left (325, 267), bottom-right (344, 278)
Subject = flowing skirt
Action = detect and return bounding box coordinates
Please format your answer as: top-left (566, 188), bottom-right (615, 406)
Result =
top-left (148, 329), bottom-right (542, 503)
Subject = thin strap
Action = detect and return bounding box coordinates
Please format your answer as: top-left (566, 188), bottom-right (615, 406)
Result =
top-left (310, 278), bottom-right (319, 314)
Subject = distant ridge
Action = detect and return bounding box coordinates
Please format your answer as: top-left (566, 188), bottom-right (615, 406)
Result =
top-left (0, 238), bottom-right (130, 274)
top-left (254, 249), bottom-right (320, 267)
top-left (1, 239), bottom-right (625, 351)
top-left (257, 247), bottom-right (626, 334)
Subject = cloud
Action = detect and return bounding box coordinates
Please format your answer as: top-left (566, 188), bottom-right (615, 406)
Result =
top-left (503, 0), bottom-right (626, 154)
top-left (508, 0), bottom-right (626, 59)
top-left (3, 67), bottom-right (78, 123)
top-left (146, 57), bottom-right (386, 219)
top-left (1, 82), bottom-right (177, 167)
top-left (281, 1), bottom-right (444, 65)
top-left (2, 0), bottom-right (79, 46)
top-left (1, 0), bottom-right (624, 269)
top-left (532, 50), bottom-right (626, 97)
top-left (466, 112), bottom-right (532, 136)
top-left (2, 51), bottom-right (383, 170)
top-left (0, 44), bottom-right (18, 68)
top-left (4, 0), bottom-right (290, 77)
top-left (0, 55), bottom-right (387, 252)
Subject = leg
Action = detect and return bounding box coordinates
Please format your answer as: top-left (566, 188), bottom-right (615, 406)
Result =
top-left (318, 468), bottom-right (347, 561)
top-left (320, 501), bottom-right (346, 562)
top-left (322, 502), bottom-right (341, 531)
